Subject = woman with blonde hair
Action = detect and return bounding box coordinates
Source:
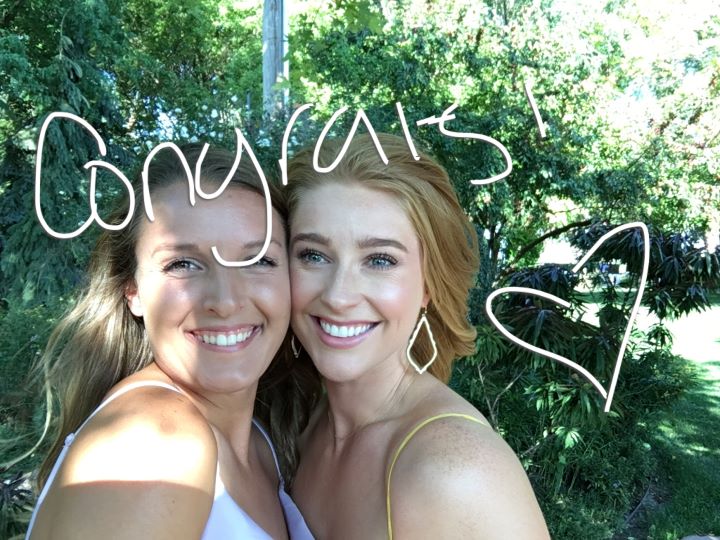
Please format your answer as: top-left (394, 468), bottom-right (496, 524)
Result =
top-left (286, 133), bottom-right (549, 538)
top-left (25, 144), bottom-right (318, 539)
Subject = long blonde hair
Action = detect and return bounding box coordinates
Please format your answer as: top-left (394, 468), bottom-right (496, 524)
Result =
top-left (286, 133), bottom-right (479, 382)
top-left (36, 144), bottom-right (319, 488)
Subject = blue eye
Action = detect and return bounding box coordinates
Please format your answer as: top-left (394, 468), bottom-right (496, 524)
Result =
top-left (163, 259), bottom-right (202, 273)
top-left (254, 256), bottom-right (278, 267)
top-left (298, 248), bottom-right (327, 264)
top-left (367, 253), bottom-right (397, 269)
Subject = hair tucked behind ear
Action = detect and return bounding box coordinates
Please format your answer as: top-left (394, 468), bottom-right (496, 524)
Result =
top-left (286, 133), bottom-right (479, 383)
top-left (35, 144), bottom-right (320, 490)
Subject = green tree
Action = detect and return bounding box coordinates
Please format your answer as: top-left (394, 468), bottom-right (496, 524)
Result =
top-left (0, 0), bottom-right (265, 305)
top-left (1, 0), bottom-right (718, 536)
top-left (1, 0), bottom-right (132, 304)
top-left (286, 1), bottom-right (719, 535)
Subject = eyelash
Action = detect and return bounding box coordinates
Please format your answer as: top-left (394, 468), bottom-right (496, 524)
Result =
top-left (163, 258), bottom-right (202, 273)
top-left (255, 256), bottom-right (278, 267)
top-left (297, 248), bottom-right (327, 264)
top-left (296, 248), bottom-right (397, 269)
top-left (163, 256), bottom-right (278, 273)
top-left (366, 253), bottom-right (397, 269)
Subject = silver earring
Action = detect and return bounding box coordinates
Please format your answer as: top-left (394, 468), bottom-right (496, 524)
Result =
top-left (291, 335), bottom-right (301, 359)
top-left (406, 307), bottom-right (438, 374)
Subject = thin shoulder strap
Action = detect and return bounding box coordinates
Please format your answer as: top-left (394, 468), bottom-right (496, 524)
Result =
top-left (25, 380), bottom-right (183, 540)
top-left (72, 381), bottom-right (182, 438)
top-left (385, 413), bottom-right (488, 540)
top-left (251, 419), bottom-right (284, 486)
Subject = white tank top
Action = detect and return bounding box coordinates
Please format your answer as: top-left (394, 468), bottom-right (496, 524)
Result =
top-left (25, 381), bottom-right (314, 539)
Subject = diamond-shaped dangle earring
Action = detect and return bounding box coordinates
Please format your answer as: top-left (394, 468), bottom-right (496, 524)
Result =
top-left (406, 307), bottom-right (438, 374)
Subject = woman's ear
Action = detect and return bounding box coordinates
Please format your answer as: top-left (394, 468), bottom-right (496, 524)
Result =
top-left (125, 283), bottom-right (144, 317)
top-left (422, 284), bottom-right (430, 308)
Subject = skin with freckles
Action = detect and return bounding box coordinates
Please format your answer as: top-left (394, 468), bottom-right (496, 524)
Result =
top-left (289, 182), bottom-right (549, 539)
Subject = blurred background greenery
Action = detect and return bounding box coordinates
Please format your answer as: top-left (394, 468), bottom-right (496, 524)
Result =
top-left (1, 0), bottom-right (719, 538)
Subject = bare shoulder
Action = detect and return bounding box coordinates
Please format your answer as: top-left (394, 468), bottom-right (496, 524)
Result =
top-left (61, 383), bottom-right (217, 488)
top-left (35, 385), bottom-right (217, 540)
top-left (389, 395), bottom-right (549, 538)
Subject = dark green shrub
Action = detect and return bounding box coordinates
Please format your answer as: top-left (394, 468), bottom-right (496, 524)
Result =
top-left (453, 222), bottom-right (713, 536)
top-left (0, 305), bottom-right (58, 430)
top-left (0, 470), bottom-right (33, 540)
top-left (0, 305), bottom-right (61, 537)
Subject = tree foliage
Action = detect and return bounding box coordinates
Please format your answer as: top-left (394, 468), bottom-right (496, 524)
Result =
top-left (1, 0), bottom-right (718, 537)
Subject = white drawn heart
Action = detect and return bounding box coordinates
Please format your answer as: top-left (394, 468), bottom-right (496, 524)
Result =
top-left (485, 222), bottom-right (650, 412)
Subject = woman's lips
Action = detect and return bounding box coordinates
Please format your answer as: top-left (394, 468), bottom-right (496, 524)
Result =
top-left (312, 316), bottom-right (378, 349)
top-left (187, 325), bottom-right (260, 352)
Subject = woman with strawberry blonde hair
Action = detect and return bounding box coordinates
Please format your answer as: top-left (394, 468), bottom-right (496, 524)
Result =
top-left (286, 133), bottom-right (548, 538)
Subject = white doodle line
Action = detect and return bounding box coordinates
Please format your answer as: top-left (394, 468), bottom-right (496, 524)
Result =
top-left (523, 81), bottom-right (547, 138)
top-left (417, 103), bottom-right (513, 185)
top-left (35, 112), bottom-right (135, 239)
top-left (485, 222), bottom-right (650, 412)
top-left (313, 106), bottom-right (389, 172)
top-left (35, 114), bottom-right (272, 266)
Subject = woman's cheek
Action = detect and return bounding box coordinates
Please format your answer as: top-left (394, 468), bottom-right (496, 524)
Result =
top-left (264, 275), bottom-right (292, 305)
top-left (290, 268), bottom-right (320, 305)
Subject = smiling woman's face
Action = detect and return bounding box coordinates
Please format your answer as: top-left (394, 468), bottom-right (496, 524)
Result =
top-left (289, 182), bottom-right (428, 382)
top-left (125, 182), bottom-right (289, 394)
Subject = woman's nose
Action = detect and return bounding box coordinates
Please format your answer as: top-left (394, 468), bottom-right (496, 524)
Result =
top-left (202, 270), bottom-right (242, 317)
top-left (319, 264), bottom-right (361, 311)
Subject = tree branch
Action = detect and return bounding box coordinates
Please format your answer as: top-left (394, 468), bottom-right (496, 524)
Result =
top-left (500, 219), bottom-right (592, 278)
top-left (702, 125), bottom-right (720, 149)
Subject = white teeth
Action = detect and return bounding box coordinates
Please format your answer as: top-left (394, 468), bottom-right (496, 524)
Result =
top-left (319, 320), bottom-right (372, 338)
top-left (197, 329), bottom-right (254, 348)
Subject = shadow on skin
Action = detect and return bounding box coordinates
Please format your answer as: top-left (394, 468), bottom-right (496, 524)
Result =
top-left (29, 480), bottom-right (212, 539)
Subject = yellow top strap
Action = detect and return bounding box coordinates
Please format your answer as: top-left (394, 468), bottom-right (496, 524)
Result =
top-left (385, 413), bottom-right (488, 539)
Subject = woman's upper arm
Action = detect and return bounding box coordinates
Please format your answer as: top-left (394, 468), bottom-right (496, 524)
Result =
top-left (390, 420), bottom-right (550, 539)
top-left (46, 389), bottom-right (217, 540)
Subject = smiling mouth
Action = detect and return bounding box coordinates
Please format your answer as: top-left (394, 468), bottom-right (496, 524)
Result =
top-left (317, 318), bottom-right (377, 338)
top-left (191, 327), bottom-right (258, 347)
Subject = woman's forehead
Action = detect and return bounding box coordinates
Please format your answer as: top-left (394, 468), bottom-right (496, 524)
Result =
top-left (289, 183), bottom-right (421, 248)
top-left (294, 182), bottom-right (407, 220)
top-left (136, 183), bottom-right (285, 248)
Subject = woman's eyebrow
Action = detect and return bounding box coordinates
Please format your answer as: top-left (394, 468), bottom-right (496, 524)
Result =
top-left (290, 233), bottom-right (408, 252)
top-left (152, 239), bottom-right (282, 256)
top-left (151, 242), bottom-right (200, 256)
top-left (243, 238), bottom-right (285, 251)
top-left (357, 237), bottom-right (408, 253)
top-left (291, 232), bottom-right (330, 247)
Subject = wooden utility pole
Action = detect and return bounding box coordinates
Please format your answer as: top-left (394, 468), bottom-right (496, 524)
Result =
top-left (262, 0), bottom-right (288, 118)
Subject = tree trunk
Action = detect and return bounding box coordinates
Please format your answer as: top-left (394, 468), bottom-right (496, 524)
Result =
top-left (262, 0), bottom-right (287, 118)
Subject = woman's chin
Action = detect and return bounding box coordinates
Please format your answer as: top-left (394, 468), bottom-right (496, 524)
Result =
top-left (311, 357), bottom-right (368, 385)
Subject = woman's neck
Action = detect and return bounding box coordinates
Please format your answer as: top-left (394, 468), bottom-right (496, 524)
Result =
top-left (202, 389), bottom-right (259, 461)
top-left (323, 359), bottom-right (418, 444)
top-left (140, 362), bottom-right (259, 462)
